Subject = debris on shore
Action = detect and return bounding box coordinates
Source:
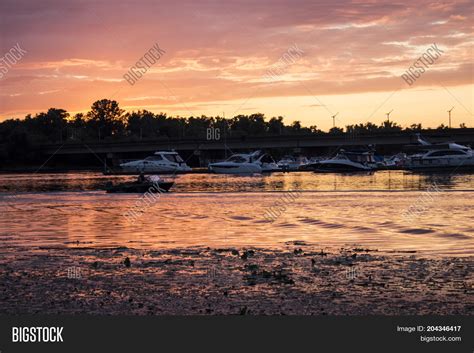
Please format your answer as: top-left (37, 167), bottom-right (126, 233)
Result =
top-left (0, 245), bottom-right (472, 315)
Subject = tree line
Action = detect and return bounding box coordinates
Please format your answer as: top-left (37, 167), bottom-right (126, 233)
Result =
top-left (0, 99), bottom-right (469, 162)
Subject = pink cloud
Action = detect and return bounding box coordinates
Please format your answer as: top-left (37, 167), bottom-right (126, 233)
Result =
top-left (0, 0), bottom-right (472, 124)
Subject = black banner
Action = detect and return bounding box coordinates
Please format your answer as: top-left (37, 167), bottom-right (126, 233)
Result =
top-left (0, 316), bottom-right (472, 353)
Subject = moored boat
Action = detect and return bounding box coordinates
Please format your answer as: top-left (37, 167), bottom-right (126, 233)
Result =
top-left (119, 151), bottom-right (191, 174)
top-left (208, 152), bottom-right (262, 174)
top-left (306, 150), bottom-right (375, 172)
top-left (208, 151), bottom-right (280, 174)
top-left (406, 141), bottom-right (474, 172)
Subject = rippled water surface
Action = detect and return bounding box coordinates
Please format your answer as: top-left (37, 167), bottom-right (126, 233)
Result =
top-left (1, 171), bottom-right (473, 257)
top-left (1, 170), bottom-right (474, 192)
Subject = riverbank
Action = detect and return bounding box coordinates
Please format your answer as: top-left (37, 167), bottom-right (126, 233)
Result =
top-left (0, 244), bottom-right (472, 315)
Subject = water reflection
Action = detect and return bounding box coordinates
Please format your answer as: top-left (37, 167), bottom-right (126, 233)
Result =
top-left (1, 191), bottom-right (472, 257)
top-left (0, 170), bottom-right (473, 193)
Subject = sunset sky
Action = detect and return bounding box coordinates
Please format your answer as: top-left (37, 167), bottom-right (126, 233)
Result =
top-left (0, 0), bottom-right (472, 130)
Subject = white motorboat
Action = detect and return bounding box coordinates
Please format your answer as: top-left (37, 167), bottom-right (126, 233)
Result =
top-left (119, 151), bottom-right (192, 173)
top-left (307, 150), bottom-right (375, 172)
top-left (406, 136), bottom-right (474, 171)
top-left (208, 152), bottom-right (262, 174)
top-left (277, 155), bottom-right (309, 171)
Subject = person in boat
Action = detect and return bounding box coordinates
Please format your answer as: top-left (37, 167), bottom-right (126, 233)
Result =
top-left (137, 172), bottom-right (146, 183)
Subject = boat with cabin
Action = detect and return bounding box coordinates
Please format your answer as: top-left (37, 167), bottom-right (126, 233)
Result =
top-left (119, 151), bottom-right (192, 174)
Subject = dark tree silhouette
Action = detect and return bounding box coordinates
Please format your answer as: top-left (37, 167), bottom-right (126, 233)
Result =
top-left (329, 127), bottom-right (344, 134)
top-left (0, 98), bottom-right (469, 165)
top-left (34, 108), bottom-right (69, 142)
top-left (268, 116), bottom-right (284, 135)
top-left (86, 99), bottom-right (125, 140)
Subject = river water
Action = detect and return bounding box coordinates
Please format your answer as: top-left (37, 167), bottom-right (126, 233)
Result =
top-left (1, 171), bottom-right (473, 257)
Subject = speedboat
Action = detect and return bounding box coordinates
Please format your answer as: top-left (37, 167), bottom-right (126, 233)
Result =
top-left (208, 151), bottom-right (280, 174)
top-left (119, 151), bottom-right (192, 174)
top-left (208, 151), bottom-right (262, 174)
top-left (277, 155), bottom-right (309, 171)
top-left (307, 150), bottom-right (375, 172)
top-left (406, 136), bottom-right (474, 171)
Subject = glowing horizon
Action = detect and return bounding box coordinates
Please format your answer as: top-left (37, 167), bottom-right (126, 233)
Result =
top-left (0, 0), bottom-right (472, 130)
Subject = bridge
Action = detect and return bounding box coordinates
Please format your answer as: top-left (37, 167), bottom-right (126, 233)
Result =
top-left (36, 128), bottom-right (474, 167)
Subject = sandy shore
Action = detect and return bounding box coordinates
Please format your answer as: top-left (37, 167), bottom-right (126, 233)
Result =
top-left (0, 243), bottom-right (472, 315)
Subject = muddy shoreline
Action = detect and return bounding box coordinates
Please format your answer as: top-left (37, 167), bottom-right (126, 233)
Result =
top-left (0, 243), bottom-right (472, 315)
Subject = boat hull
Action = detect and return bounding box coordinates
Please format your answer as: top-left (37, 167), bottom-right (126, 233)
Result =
top-left (119, 165), bottom-right (191, 174)
top-left (407, 157), bottom-right (474, 172)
